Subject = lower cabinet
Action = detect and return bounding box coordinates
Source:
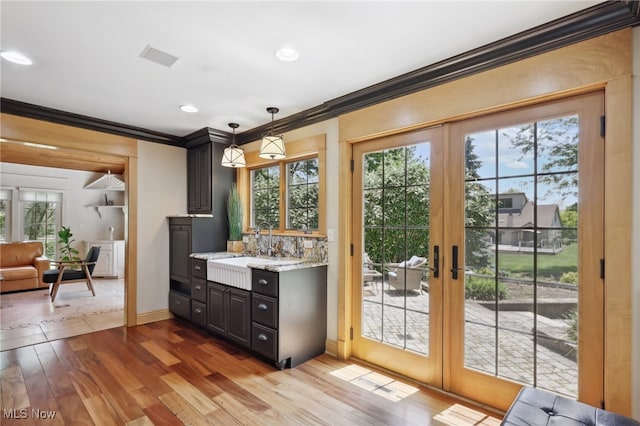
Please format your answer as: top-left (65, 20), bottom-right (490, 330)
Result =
top-left (251, 266), bottom-right (327, 369)
top-left (207, 282), bottom-right (251, 348)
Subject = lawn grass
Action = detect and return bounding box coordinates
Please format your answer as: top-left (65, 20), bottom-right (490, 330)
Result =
top-left (497, 243), bottom-right (577, 280)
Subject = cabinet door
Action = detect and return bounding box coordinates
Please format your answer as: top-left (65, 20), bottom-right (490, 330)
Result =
top-left (227, 288), bottom-right (251, 347)
top-left (187, 143), bottom-right (212, 214)
top-left (207, 282), bottom-right (226, 335)
top-left (94, 248), bottom-right (113, 276)
top-left (170, 224), bottom-right (191, 283)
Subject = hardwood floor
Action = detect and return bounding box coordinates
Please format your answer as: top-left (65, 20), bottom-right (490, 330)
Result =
top-left (0, 278), bottom-right (124, 351)
top-left (0, 318), bottom-right (502, 425)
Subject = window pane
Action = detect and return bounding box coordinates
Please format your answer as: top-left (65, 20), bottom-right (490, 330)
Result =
top-left (286, 158), bottom-right (319, 230)
top-left (21, 197), bottom-right (59, 258)
top-left (251, 165), bottom-right (280, 228)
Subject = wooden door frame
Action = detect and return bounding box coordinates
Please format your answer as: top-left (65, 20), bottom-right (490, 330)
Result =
top-left (1, 113), bottom-right (138, 326)
top-left (350, 128), bottom-right (444, 386)
top-left (337, 30), bottom-right (633, 414)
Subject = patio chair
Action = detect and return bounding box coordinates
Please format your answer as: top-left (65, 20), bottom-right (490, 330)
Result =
top-left (363, 253), bottom-right (382, 294)
top-left (387, 255), bottom-right (427, 294)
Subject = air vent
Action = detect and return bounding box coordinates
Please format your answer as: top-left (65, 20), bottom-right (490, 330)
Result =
top-left (139, 44), bottom-right (178, 68)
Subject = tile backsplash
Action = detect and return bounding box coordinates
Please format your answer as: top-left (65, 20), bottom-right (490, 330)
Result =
top-left (242, 233), bottom-right (328, 263)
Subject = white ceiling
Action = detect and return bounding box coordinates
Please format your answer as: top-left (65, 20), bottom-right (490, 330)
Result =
top-left (0, 1), bottom-right (603, 138)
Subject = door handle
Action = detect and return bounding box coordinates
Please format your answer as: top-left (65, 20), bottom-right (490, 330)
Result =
top-left (451, 245), bottom-right (459, 280)
top-left (432, 245), bottom-right (439, 278)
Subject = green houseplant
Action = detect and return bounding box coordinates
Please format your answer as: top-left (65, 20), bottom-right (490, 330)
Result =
top-left (57, 225), bottom-right (81, 261)
top-left (226, 184), bottom-right (244, 252)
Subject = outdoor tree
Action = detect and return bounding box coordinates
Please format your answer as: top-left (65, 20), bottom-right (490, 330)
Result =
top-left (363, 145), bottom-right (430, 266)
top-left (464, 136), bottom-right (493, 270)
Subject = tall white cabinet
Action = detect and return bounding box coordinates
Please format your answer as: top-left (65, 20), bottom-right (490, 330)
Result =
top-left (85, 240), bottom-right (125, 278)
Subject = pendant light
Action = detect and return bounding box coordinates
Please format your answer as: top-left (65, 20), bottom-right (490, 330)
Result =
top-left (221, 123), bottom-right (246, 168)
top-left (259, 107), bottom-right (286, 160)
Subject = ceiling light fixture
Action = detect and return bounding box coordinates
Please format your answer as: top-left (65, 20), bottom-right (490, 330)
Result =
top-left (221, 123), bottom-right (246, 168)
top-left (259, 107), bottom-right (286, 160)
top-left (179, 104), bottom-right (198, 113)
top-left (0, 50), bottom-right (33, 65)
top-left (276, 46), bottom-right (299, 62)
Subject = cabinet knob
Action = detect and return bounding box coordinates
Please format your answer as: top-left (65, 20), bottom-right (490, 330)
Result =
top-left (175, 300), bottom-right (181, 305)
top-left (195, 265), bottom-right (201, 270)
top-left (258, 303), bottom-right (268, 310)
top-left (194, 308), bottom-right (202, 314)
top-left (258, 279), bottom-right (268, 285)
top-left (195, 285), bottom-right (202, 290)
top-left (258, 334), bottom-right (268, 341)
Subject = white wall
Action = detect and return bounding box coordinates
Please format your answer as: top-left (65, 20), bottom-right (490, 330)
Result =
top-left (136, 140), bottom-right (186, 314)
top-left (632, 25), bottom-right (639, 420)
top-left (0, 163), bottom-right (125, 250)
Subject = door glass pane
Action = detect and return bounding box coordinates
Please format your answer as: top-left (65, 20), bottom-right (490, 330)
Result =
top-left (463, 115), bottom-right (579, 397)
top-left (362, 142), bottom-right (431, 356)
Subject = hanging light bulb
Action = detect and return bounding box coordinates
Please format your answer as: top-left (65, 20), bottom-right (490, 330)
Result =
top-left (259, 107), bottom-right (286, 160)
top-left (221, 123), bottom-right (246, 168)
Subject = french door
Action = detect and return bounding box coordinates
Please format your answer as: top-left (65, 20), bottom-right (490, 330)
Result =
top-left (351, 92), bottom-right (604, 410)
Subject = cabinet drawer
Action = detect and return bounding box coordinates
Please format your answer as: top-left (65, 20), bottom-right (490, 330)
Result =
top-left (252, 323), bottom-right (277, 360)
top-left (191, 300), bottom-right (207, 327)
top-left (252, 294), bottom-right (277, 329)
top-left (252, 270), bottom-right (278, 297)
top-left (191, 258), bottom-right (207, 279)
top-left (169, 291), bottom-right (190, 320)
top-left (191, 277), bottom-right (207, 303)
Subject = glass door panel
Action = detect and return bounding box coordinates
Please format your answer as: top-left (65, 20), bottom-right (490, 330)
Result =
top-left (353, 128), bottom-right (443, 385)
top-left (446, 92), bottom-right (604, 410)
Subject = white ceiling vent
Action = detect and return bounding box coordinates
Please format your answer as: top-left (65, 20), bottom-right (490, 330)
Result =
top-left (139, 44), bottom-right (178, 68)
top-left (84, 171), bottom-right (125, 191)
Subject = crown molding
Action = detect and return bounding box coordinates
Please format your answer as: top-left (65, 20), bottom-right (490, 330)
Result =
top-left (0, 98), bottom-right (183, 146)
top-left (2, 1), bottom-right (638, 148)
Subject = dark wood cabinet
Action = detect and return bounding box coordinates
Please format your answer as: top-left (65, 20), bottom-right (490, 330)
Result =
top-left (168, 217), bottom-right (222, 320)
top-left (187, 142), bottom-right (234, 215)
top-left (251, 266), bottom-right (327, 369)
top-left (207, 282), bottom-right (251, 348)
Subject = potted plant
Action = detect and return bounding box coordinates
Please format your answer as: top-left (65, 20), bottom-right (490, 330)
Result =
top-left (226, 184), bottom-right (244, 253)
top-left (58, 225), bottom-right (81, 261)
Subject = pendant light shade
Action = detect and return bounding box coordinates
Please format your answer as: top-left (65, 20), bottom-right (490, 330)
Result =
top-left (221, 123), bottom-right (246, 168)
top-left (259, 107), bottom-right (286, 160)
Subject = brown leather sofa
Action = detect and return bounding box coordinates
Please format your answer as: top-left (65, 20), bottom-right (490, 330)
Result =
top-left (0, 241), bottom-right (51, 293)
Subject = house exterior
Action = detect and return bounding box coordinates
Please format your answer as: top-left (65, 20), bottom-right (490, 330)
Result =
top-left (496, 192), bottom-right (563, 251)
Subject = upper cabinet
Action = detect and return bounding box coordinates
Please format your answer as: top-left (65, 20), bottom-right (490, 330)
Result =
top-left (187, 142), bottom-right (234, 215)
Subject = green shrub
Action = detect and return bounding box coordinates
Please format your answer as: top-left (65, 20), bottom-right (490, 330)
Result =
top-left (559, 271), bottom-right (578, 284)
top-left (465, 276), bottom-right (507, 301)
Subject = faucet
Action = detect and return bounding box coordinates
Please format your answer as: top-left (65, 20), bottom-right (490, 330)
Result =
top-left (255, 222), bottom-right (274, 256)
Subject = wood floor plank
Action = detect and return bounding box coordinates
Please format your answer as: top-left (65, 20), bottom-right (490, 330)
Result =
top-left (0, 365), bottom-right (30, 409)
top-left (140, 340), bottom-right (181, 366)
top-left (1, 318), bottom-right (503, 425)
top-left (160, 372), bottom-right (219, 416)
top-left (158, 390), bottom-right (210, 426)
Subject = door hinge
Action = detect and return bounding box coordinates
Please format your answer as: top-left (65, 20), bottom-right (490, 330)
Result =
top-left (600, 258), bottom-right (605, 280)
top-left (350, 327), bottom-right (354, 340)
top-left (350, 159), bottom-right (354, 172)
top-left (350, 244), bottom-right (354, 256)
top-left (600, 115), bottom-right (606, 137)
top-left (601, 400), bottom-right (605, 410)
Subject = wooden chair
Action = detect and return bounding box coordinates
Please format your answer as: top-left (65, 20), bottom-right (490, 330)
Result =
top-left (43, 246), bottom-right (101, 302)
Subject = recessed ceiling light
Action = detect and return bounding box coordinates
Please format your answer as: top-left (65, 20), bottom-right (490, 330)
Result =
top-left (276, 46), bottom-right (299, 62)
top-left (0, 50), bottom-right (33, 65)
top-left (179, 104), bottom-right (198, 113)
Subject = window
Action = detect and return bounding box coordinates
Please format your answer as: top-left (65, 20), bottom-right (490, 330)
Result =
top-left (0, 189), bottom-right (11, 242)
top-left (241, 134), bottom-right (326, 234)
top-left (19, 190), bottom-right (62, 258)
top-left (250, 156), bottom-right (319, 230)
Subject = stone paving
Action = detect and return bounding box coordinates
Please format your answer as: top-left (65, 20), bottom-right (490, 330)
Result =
top-left (362, 282), bottom-right (578, 397)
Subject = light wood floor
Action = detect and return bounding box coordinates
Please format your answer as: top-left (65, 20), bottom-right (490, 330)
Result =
top-left (0, 318), bottom-right (501, 425)
top-left (0, 278), bottom-right (124, 351)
